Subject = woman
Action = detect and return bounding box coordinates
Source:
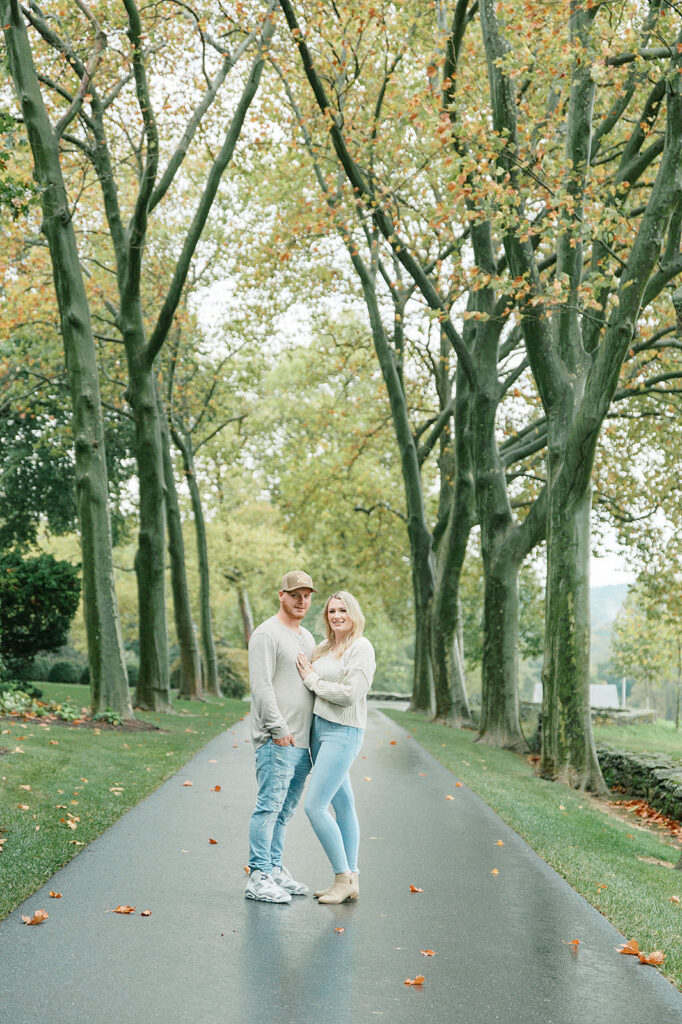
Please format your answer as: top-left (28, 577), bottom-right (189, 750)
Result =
top-left (296, 591), bottom-right (376, 904)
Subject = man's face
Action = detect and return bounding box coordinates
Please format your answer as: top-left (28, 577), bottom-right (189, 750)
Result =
top-left (279, 587), bottom-right (312, 620)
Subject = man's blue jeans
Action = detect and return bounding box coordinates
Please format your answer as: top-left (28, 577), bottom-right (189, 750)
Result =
top-left (248, 740), bottom-right (312, 874)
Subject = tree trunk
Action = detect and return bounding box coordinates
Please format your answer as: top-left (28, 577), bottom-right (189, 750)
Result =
top-left (156, 385), bottom-right (202, 700)
top-left (238, 586), bottom-right (254, 645)
top-left (173, 430), bottom-right (220, 696)
top-left (478, 551), bottom-right (527, 750)
top-left (124, 349), bottom-right (171, 712)
top-left (431, 365), bottom-right (474, 725)
top-left (411, 595), bottom-right (434, 714)
top-left (2, 4), bottom-right (131, 720)
top-left (540, 481), bottom-right (606, 793)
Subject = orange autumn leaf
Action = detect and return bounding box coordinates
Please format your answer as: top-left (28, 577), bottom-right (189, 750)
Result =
top-left (404, 975), bottom-right (425, 986)
top-left (496, 840), bottom-right (504, 846)
top-left (243, 865), bottom-right (251, 875)
top-left (455, 782), bottom-right (463, 788)
top-left (113, 905), bottom-right (136, 914)
top-left (364, 777), bottom-right (372, 781)
top-left (22, 909), bottom-right (48, 925)
top-left (617, 939), bottom-right (640, 956)
top-left (670, 895), bottom-right (680, 904)
top-left (389, 740), bottom-right (397, 745)
top-left (445, 795), bottom-right (454, 801)
top-left (491, 869), bottom-right (499, 875)
top-left (17, 804), bottom-right (30, 810)
top-left (49, 892), bottom-right (62, 899)
top-left (564, 939), bottom-right (579, 948)
top-left (182, 781), bottom-right (193, 787)
top-left (409, 884), bottom-right (424, 893)
top-left (420, 949), bottom-right (436, 956)
top-left (334, 926), bottom-right (345, 933)
top-left (638, 950), bottom-right (665, 967)
top-left (208, 838), bottom-right (218, 845)
top-left (140, 909), bottom-right (152, 917)
top-left (210, 785), bottom-right (221, 792)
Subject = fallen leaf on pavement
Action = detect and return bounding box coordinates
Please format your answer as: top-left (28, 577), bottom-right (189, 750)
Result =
top-left (638, 950), bottom-right (665, 967)
top-left (243, 865), bottom-right (250, 875)
top-left (22, 909), bottom-right (48, 925)
top-left (455, 782), bottom-right (463, 788)
top-left (404, 975), bottom-right (425, 986)
top-left (409, 884), bottom-right (424, 893)
top-left (334, 927), bottom-right (345, 933)
top-left (49, 892), bottom-right (62, 899)
top-left (182, 781), bottom-right (193, 787)
top-left (210, 785), bottom-right (221, 792)
top-left (420, 949), bottom-right (436, 956)
top-left (617, 939), bottom-right (640, 956)
top-left (208, 838), bottom-right (218, 845)
top-left (112, 905), bottom-right (136, 914)
top-left (445, 795), bottom-right (454, 800)
top-left (563, 939), bottom-right (579, 948)
top-left (491, 869), bottom-right (499, 875)
top-left (496, 840), bottom-right (504, 846)
top-left (141, 910), bottom-right (152, 917)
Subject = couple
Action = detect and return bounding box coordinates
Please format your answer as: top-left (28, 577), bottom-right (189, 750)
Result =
top-left (245, 570), bottom-right (375, 905)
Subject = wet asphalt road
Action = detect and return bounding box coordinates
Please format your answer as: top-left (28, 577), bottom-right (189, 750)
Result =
top-left (2, 710), bottom-right (681, 1024)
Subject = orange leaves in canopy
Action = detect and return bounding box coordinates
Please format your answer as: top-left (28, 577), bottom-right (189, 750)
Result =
top-left (22, 909), bottom-right (48, 925)
top-left (404, 975), bottom-right (425, 986)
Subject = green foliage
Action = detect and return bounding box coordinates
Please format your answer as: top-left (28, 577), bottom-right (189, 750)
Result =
top-left (0, 678), bottom-right (43, 700)
top-left (94, 707), bottom-right (124, 726)
top-left (0, 552), bottom-right (81, 674)
top-left (47, 660), bottom-right (82, 685)
top-left (0, 112), bottom-right (39, 218)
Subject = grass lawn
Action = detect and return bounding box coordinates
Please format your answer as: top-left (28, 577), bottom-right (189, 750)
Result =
top-left (384, 709), bottom-right (682, 991)
top-left (0, 682), bottom-right (245, 921)
top-left (593, 719), bottom-right (682, 761)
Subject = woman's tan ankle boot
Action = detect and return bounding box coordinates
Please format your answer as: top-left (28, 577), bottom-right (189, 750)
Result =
top-left (317, 872), bottom-right (358, 904)
top-left (314, 871), bottom-right (359, 900)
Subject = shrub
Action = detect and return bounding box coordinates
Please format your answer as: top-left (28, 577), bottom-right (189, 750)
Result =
top-left (80, 665), bottom-right (90, 685)
top-left (126, 661), bottom-right (139, 688)
top-left (0, 678), bottom-right (43, 700)
top-left (0, 552), bottom-right (81, 672)
top-left (48, 660), bottom-right (82, 684)
top-left (31, 655), bottom-right (53, 682)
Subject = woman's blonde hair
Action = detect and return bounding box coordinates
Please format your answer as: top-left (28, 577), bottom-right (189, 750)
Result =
top-left (312, 591), bottom-right (365, 660)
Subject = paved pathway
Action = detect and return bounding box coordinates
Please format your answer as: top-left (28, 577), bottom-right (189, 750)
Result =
top-left (2, 710), bottom-right (681, 1024)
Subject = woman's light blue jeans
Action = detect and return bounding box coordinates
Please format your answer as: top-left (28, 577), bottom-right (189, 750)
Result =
top-left (305, 715), bottom-right (365, 875)
top-left (248, 740), bottom-right (312, 874)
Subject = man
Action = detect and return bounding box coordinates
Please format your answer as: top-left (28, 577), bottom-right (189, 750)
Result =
top-left (245, 570), bottom-right (317, 903)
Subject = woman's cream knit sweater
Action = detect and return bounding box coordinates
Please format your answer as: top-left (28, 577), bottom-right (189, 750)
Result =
top-left (302, 635), bottom-right (376, 730)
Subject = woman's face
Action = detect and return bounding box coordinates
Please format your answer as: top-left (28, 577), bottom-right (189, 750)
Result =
top-left (327, 597), bottom-right (353, 641)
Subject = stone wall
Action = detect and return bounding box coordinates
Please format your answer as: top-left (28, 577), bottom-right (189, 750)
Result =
top-left (596, 747), bottom-right (682, 822)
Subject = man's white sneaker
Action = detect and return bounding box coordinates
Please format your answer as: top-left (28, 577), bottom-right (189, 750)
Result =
top-left (245, 870), bottom-right (292, 903)
top-left (271, 865), bottom-right (308, 896)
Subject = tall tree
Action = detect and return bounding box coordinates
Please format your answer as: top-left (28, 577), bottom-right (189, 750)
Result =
top-left (2, 1), bottom-right (132, 719)
top-left (6, 1), bottom-right (276, 709)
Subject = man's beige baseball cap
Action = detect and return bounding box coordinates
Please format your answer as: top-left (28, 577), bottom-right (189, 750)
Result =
top-left (280, 570), bottom-right (317, 593)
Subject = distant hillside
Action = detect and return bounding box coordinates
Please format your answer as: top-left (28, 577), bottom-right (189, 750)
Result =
top-left (590, 583), bottom-right (629, 668)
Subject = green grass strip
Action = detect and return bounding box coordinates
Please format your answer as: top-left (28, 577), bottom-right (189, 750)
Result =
top-left (385, 709), bottom-right (682, 991)
top-left (0, 683), bottom-right (245, 920)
